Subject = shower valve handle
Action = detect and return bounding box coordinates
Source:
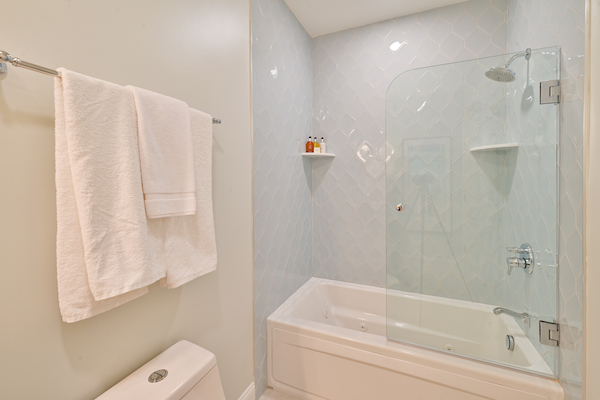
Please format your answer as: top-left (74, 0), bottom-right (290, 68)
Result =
top-left (507, 247), bottom-right (529, 254)
top-left (506, 257), bottom-right (527, 275)
top-left (505, 244), bottom-right (535, 275)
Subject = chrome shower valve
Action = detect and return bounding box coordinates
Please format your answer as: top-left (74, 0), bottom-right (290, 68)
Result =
top-left (506, 243), bottom-right (534, 275)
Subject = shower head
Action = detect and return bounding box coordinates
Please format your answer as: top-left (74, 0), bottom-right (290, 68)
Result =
top-left (485, 67), bottom-right (516, 82)
top-left (484, 48), bottom-right (531, 83)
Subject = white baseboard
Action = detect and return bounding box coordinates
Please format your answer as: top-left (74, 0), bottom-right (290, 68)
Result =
top-left (238, 382), bottom-right (255, 400)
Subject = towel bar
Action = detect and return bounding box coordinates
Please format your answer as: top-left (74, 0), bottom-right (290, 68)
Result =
top-left (0, 50), bottom-right (222, 124)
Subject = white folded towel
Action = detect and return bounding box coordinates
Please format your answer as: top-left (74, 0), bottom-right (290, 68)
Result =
top-left (55, 69), bottom-right (164, 322)
top-left (151, 109), bottom-right (217, 288)
top-left (127, 86), bottom-right (197, 219)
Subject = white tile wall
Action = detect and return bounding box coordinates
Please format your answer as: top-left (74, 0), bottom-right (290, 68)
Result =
top-left (385, 56), bottom-right (511, 305)
top-left (311, 0), bottom-right (508, 287)
top-left (252, 0), bottom-right (313, 397)
top-left (507, 0), bottom-right (585, 397)
top-left (253, 0), bottom-right (584, 395)
top-left (505, 46), bottom-right (561, 372)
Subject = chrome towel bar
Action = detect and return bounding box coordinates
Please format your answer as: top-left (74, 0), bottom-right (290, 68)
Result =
top-left (0, 50), bottom-right (222, 124)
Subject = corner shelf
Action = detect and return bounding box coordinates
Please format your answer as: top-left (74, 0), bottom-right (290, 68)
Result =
top-left (469, 143), bottom-right (519, 152)
top-left (302, 153), bottom-right (335, 158)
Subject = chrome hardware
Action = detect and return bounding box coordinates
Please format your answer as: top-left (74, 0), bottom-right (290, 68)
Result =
top-left (540, 80), bottom-right (560, 104)
top-left (493, 307), bottom-right (531, 327)
top-left (507, 257), bottom-right (526, 271)
top-left (396, 204), bottom-right (404, 212)
top-left (148, 369), bottom-right (168, 383)
top-left (506, 335), bottom-right (515, 351)
top-left (539, 321), bottom-right (560, 347)
top-left (0, 51), bottom-right (227, 122)
top-left (506, 243), bottom-right (534, 275)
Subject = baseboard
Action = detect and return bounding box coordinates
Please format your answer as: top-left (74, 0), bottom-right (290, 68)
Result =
top-left (238, 382), bottom-right (255, 400)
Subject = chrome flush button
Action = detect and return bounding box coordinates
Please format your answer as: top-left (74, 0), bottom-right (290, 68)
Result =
top-left (148, 369), bottom-right (168, 383)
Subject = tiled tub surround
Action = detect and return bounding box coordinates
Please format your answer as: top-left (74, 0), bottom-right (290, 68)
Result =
top-left (507, 0), bottom-right (585, 398)
top-left (252, 0), bottom-right (585, 397)
top-left (252, 0), bottom-right (313, 396)
top-left (310, 0), bottom-right (509, 287)
top-left (268, 278), bottom-right (563, 399)
top-left (385, 48), bottom-right (560, 376)
top-left (385, 55), bottom-right (511, 307)
top-left (504, 47), bottom-right (560, 375)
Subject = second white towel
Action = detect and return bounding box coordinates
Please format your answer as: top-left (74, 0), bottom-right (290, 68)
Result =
top-left (128, 86), bottom-right (197, 219)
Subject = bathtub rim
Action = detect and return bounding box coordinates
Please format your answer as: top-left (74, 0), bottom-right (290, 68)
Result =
top-left (267, 277), bottom-right (560, 386)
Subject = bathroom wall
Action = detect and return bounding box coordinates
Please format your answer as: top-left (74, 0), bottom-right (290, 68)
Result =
top-left (504, 46), bottom-right (561, 372)
top-left (385, 55), bottom-right (511, 305)
top-left (506, 0), bottom-right (585, 397)
top-left (311, 0), bottom-right (508, 287)
top-left (0, 1), bottom-right (254, 399)
top-left (251, 0), bottom-right (313, 397)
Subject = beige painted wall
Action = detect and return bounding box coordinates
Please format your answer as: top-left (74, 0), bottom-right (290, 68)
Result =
top-left (586, 1), bottom-right (600, 398)
top-left (0, 1), bottom-right (253, 399)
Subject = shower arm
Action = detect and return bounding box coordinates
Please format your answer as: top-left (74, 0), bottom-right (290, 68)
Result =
top-left (503, 48), bottom-right (531, 68)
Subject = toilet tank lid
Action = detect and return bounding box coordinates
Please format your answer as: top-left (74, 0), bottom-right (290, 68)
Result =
top-left (96, 340), bottom-right (218, 400)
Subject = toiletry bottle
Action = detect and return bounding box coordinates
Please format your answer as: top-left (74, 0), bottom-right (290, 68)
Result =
top-left (314, 136), bottom-right (321, 153)
top-left (320, 137), bottom-right (327, 154)
top-left (306, 136), bottom-right (314, 153)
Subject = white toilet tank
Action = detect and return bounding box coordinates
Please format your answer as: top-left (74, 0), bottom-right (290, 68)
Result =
top-left (96, 340), bottom-right (227, 400)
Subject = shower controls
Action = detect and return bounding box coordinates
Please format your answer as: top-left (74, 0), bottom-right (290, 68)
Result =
top-left (506, 243), bottom-right (534, 275)
top-left (539, 321), bottom-right (560, 347)
top-left (540, 80), bottom-right (560, 104)
top-left (396, 204), bottom-right (404, 212)
top-left (506, 335), bottom-right (515, 351)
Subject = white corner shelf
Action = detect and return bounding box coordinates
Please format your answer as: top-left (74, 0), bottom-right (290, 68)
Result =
top-left (302, 153), bottom-right (335, 158)
top-left (469, 143), bottom-right (519, 152)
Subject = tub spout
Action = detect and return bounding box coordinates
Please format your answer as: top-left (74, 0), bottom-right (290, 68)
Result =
top-left (493, 307), bottom-right (530, 327)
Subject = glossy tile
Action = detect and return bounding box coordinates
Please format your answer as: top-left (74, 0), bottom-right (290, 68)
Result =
top-left (252, 0), bottom-right (313, 397)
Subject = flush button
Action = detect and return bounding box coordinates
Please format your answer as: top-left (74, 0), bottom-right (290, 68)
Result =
top-left (148, 369), bottom-right (168, 383)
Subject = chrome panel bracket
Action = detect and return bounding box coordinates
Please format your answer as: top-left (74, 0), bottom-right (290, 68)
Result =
top-left (539, 321), bottom-right (560, 347)
top-left (540, 80), bottom-right (560, 104)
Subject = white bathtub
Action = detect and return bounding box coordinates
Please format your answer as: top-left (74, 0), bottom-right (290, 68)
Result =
top-left (267, 278), bottom-right (563, 400)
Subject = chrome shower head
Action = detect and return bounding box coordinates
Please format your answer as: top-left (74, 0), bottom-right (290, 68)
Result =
top-left (485, 67), bottom-right (516, 82)
top-left (484, 48), bottom-right (531, 83)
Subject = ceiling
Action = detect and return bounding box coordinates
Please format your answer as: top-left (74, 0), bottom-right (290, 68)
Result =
top-left (284, 0), bottom-right (466, 37)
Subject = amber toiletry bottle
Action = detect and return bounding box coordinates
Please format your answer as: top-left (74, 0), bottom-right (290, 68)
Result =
top-left (306, 136), bottom-right (314, 153)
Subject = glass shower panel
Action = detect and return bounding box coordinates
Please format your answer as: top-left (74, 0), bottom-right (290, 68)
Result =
top-left (385, 47), bottom-right (559, 377)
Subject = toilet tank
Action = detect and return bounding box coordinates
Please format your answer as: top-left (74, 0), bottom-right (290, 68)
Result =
top-left (96, 340), bottom-right (226, 400)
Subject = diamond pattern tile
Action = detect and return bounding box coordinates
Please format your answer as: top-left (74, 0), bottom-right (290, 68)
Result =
top-left (253, 0), bottom-right (583, 397)
top-left (507, 0), bottom-right (584, 396)
top-left (252, 0), bottom-right (313, 397)
top-left (312, 0), bottom-right (509, 290)
top-left (386, 53), bottom-right (513, 311)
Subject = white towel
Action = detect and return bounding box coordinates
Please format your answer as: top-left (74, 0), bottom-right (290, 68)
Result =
top-left (55, 69), bottom-right (164, 322)
top-left (155, 109), bottom-right (217, 288)
top-left (127, 86), bottom-right (197, 219)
